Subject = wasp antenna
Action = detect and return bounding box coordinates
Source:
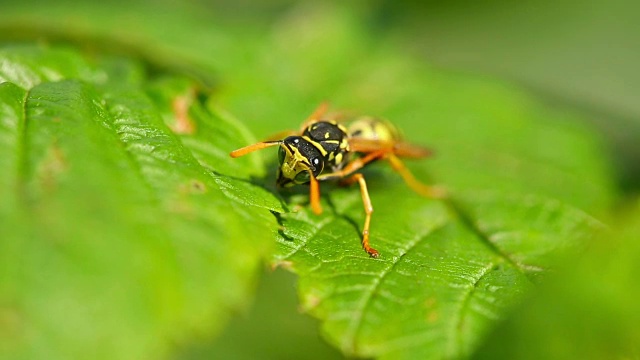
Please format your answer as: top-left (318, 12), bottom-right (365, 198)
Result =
top-left (230, 141), bottom-right (282, 158)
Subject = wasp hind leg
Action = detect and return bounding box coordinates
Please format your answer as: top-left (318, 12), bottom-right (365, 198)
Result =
top-left (387, 154), bottom-right (447, 199)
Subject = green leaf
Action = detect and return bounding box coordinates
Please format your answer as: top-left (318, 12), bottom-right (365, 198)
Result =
top-left (161, 7), bottom-right (614, 359)
top-left (209, 6), bottom-right (615, 359)
top-left (0, 3), bottom-right (619, 359)
top-left (272, 185), bottom-right (604, 359)
top-left (474, 202), bottom-right (640, 360)
top-left (0, 45), bottom-right (282, 360)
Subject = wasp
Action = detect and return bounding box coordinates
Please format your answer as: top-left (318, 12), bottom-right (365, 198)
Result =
top-left (230, 103), bottom-right (444, 258)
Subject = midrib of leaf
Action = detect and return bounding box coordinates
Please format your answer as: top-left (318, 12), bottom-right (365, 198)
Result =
top-left (0, 83), bottom-right (29, 336)
top-left (445, 198), bottom-right (530, 279)
top-left (330, 190), bottom-right (543, 357)
top-left (0, 83), bottom-right (28, 206)
top-left (273, 168), bottom-right (601, 359)
top-left (16, 87), bottom-right (29, 199)
top-left (450, 261), bottom-right (497, 357)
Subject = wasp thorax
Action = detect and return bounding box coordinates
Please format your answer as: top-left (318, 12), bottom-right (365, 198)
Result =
top-left (276, 136), bottom-right (324, 187)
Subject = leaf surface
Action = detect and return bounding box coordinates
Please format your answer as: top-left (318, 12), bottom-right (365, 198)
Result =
top-left (222, 7), bottom-right (615, 359)
top-left (474, 203), bottom-right (640, 360)
top-left (0, 3), bottom-right (619, 359)
top-left (0, 45), bottom-right (282, 360)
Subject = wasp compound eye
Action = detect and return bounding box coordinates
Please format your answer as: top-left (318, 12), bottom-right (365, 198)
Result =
top-left (310, 156), bottom-right (323, 177)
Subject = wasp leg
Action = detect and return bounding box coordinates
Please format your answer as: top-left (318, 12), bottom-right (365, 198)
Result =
top-left (316, 155), bottom-right (383, 257)
top-left (386, 154), bottom-right (447, 199)
top-left (319, 148), bottom-right (446, 198)
top-left (349, 138), bottom-right (432, 159)
top-left (337, 175), bottom-right (359, 187)
top-left (311, 151), bottom-right (382, 220)
top-left (309, 173), bottom-right (323, 215)
top-left (317, 150), bottom-right (387, 181)
top-left (344, 173), bottom-right (378, 258)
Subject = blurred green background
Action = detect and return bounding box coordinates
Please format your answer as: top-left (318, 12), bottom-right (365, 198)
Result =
top-left (3, 0), bottom-right (639, 193)
top-left (1, 0), bottom-right (639, 359)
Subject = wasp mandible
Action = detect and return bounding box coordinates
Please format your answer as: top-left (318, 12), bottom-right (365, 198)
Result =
top-left (230, 103), bottom-right (445, 258)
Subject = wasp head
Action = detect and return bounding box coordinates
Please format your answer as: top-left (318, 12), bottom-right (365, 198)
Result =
top-left (276, 136), bottom-right (324, 187)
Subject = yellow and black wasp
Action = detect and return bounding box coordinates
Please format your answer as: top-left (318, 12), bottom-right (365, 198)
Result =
top-left (230, 103), bottom-right (444, 258)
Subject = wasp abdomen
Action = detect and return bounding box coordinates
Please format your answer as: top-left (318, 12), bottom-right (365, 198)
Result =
top-left (348, 117), bottom-right (400, 142)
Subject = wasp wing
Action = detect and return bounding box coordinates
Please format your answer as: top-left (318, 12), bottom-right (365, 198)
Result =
top-left (348, 138), bottom-right (433, 158)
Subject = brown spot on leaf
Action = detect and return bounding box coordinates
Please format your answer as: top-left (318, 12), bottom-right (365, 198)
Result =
top-left (271, 260), bottom-right (293, 271)
top-left (37, 142), bottom-right (68, 191)
top-left (424, 297), bottom-right (437, 308)
top-left (190, 180), bottom-right (206, 193)
top-left (178, 179), bottom-right (207, 195)
top-left (0, 305), bottom-right (23, 341)
top-left (170, 180), bottom-right (208, 216)
top-left (302, 293), bottom-right (321, 311)
top-left (427, 310), bottom-right (439, 323)
top-left (424, 297), bottom-right (439, 323)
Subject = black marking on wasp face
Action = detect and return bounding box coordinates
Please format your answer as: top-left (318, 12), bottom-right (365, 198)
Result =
top-left (276, 136), bottom-right (324, 187)
top-left (302, 121), bottom-right (350, 170)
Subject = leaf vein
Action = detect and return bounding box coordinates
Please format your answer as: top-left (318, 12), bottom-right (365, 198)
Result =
top-left (16, 86), bottom-right (30, 201)
top-left (341, 224), bottom-right (443, 354)
top-left (280, 216), bottom-right (335, 261)
top-left (448, 261), bottom-right (496, 357)
top-left (445, 197), bottom-right (533, 279)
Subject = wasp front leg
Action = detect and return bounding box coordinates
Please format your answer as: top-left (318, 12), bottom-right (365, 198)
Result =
top-left (343, 173), bottom-right (378, 258)
top-left (309, 174), bottom-right (323, 215)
